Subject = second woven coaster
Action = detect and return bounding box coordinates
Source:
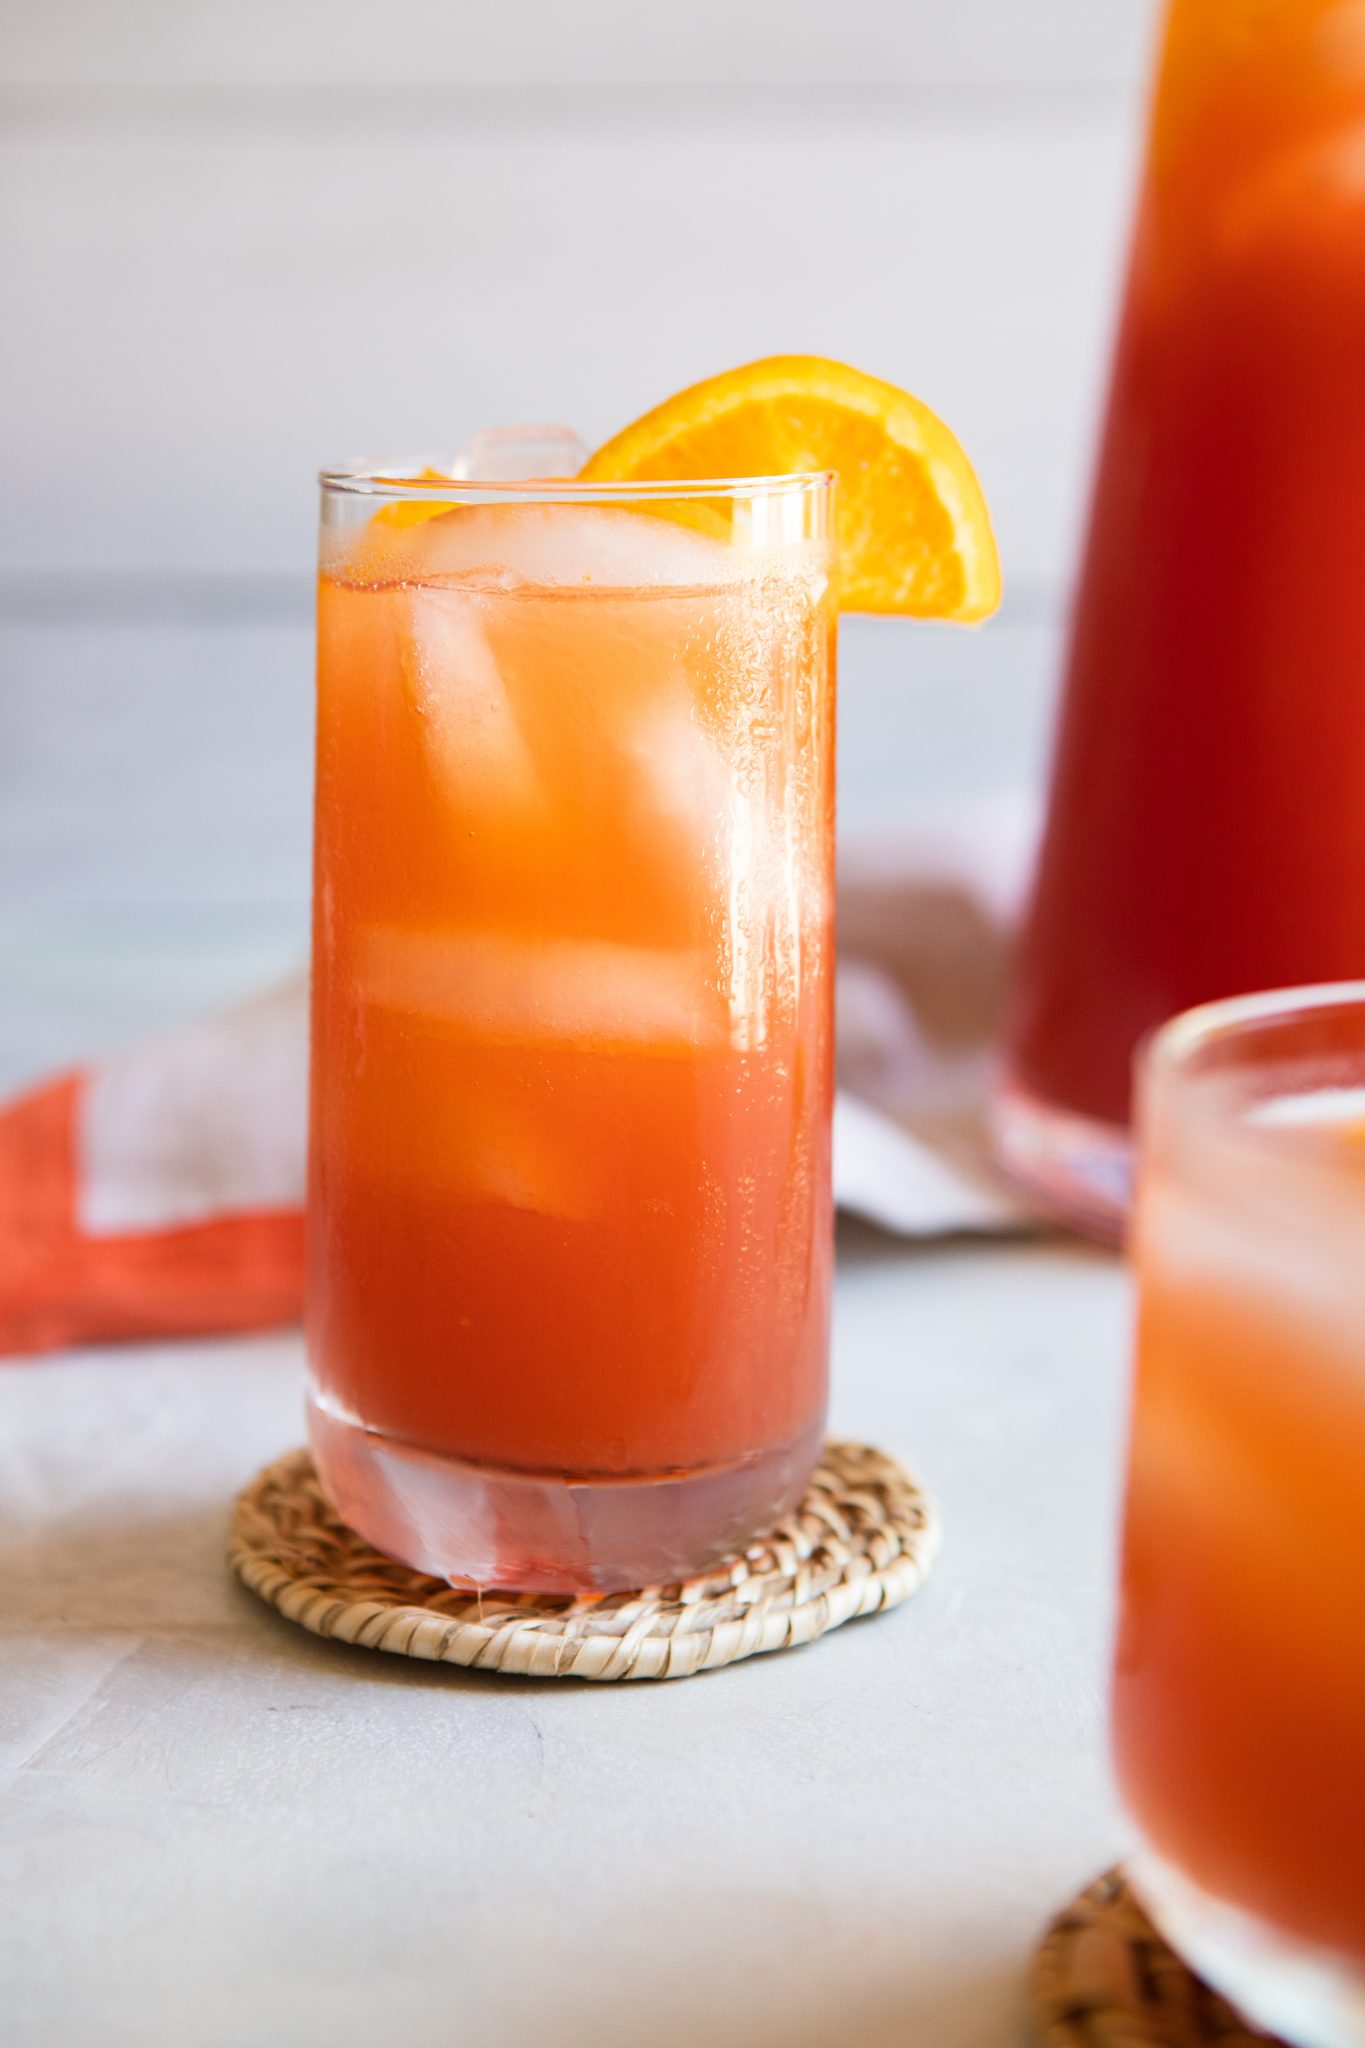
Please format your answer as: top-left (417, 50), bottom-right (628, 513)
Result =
top-left (1033, 1867), bottom-right (1285, 2048)
top-left (229, 1439), bottom-right (938, 1682)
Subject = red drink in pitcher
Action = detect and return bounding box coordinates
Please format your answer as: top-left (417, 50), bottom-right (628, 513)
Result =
top-left (998, 0), bottom-right (1365, 1234)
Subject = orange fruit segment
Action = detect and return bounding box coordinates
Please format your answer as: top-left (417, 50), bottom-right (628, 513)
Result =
top-left (373, 499), bottom-right (453, 530)
top-left (371, 470), bottom-right (461, 530)
top-left (580, 354), bottom-right (1001, 621)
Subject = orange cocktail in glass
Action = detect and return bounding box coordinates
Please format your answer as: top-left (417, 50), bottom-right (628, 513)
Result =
top-left (999, 0), bottom-right (1365, 1235)
top-left (307, 471), bottom-right (835, 1592)
top-left (1117, 984), bottom-right (1365, 2047)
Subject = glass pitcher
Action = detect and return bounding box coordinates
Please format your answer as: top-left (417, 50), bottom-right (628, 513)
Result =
top-left (995, 0), bottom-right (1365, 1237)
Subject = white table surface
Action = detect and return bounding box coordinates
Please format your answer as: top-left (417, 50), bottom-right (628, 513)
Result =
top-left (1, 600), bottom-right (1136, 2047)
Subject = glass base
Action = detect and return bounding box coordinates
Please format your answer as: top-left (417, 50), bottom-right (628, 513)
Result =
top-left (990, 1079), bottom-right (1131, 1244)
top-left (307, 1393), bottom-right (826, 1596)
top-left (1130, 1849), bottom-right (1365, 2048)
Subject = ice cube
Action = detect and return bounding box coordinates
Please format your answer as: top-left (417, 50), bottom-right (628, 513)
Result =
top-left (621, 698), bottom-right (734, 863)
top-left (414, 502), bottom-right (741, 592)
top-left (451, 424), bottom-right (589, 482)
top-left (360, 927), bottom-right (725, 1054)
top-left (1248, 1086), bottom-right (1365, 1130)
top-left (403, 585), bottom-right (542, 823)
top-left (453, 1093), bottom-right (601, 1221)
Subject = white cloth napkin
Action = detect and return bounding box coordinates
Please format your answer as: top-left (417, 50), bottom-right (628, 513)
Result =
top-left (834, 792), bottom-right (1038, 1234)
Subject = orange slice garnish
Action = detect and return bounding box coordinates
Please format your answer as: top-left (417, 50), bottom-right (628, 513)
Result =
top-left (371, 469), bottom-right (460, 530)
top-left (580, 354), bottom-right (1001, 620)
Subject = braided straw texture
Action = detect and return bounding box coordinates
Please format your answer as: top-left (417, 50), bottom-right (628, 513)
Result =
top-left (229, 1440), bottom-right (938, 1682)
top-left (1033, 1869), bottom-right (1282, 2048)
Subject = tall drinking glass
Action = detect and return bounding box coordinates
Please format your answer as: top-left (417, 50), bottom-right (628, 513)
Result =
top-left (997, 0), bottom-right (1365, 1236)
top-left (308, 466), bottom-right (836, 1592)
top-left (1118, 984), bottom-right (1365, 2047)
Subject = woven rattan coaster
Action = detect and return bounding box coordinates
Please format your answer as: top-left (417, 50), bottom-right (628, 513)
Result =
top-left (229, 1439), bottom-right (937, 1682)
top-left (1033, 1867), bottom-right (1284, 2048)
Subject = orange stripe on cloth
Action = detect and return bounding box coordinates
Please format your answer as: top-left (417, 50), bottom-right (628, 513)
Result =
top-left (0, 1070), bottom-right (305, 1358)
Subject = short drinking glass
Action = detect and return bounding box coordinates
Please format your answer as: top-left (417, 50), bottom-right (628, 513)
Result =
top-left (1118, 984), bottom-right (1365, 2048)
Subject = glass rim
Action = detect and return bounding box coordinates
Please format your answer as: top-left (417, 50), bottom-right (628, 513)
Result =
top-left (318, 463), bottom-right (836, 503)
top-left (1144, 979), bottom-right (1365, 1083)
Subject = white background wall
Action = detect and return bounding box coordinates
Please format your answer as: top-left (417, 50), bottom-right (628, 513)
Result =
top-left (3, 0), bottom-right (1153, 587)
top-left (1, 0), bottom-right (1158, 1082)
